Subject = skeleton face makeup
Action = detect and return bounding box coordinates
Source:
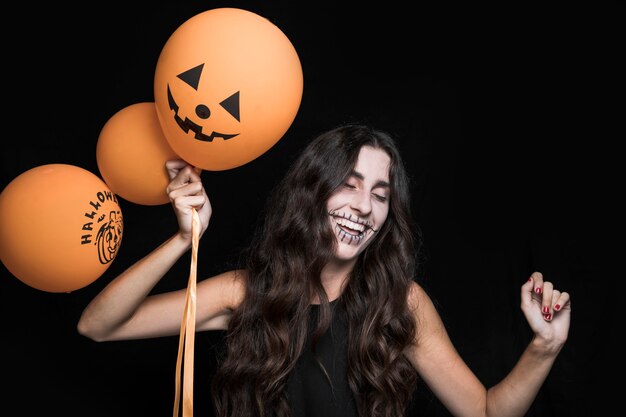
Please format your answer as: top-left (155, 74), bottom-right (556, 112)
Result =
top-left (326, 146), bottom-right (390, 262)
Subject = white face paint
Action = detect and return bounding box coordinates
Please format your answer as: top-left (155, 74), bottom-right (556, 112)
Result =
top-left (326, 146), bottom-right (391, 263)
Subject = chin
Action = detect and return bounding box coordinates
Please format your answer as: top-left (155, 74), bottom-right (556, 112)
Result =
top-left (333, 240), bottom-right (368, 262)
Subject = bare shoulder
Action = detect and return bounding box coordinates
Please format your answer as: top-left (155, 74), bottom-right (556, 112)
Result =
top-left (406, 281), bottom-right (446, 342)
top-left (197, 269), bottom-right (247, 311)
top-left (221, 269), bottom-right (247, 309)
top-left (190, 269), bottom-right (247, 331)
top-left (407, 281), bottom-right (434, 313)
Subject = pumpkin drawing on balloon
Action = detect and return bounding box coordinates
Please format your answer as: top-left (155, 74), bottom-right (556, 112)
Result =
top-left (95, 210), bottom-right (123, 264)
top-left (154, 8), bottom-right (304, 171)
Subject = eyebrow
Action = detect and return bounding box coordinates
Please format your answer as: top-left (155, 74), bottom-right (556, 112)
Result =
top-left (350, 170), bottom-right (390, 189)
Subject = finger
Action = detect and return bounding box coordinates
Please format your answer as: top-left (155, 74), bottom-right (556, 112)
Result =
top-left (531, 271), bottom-right (544, 297)
top-left (521, 275), bottom-right (535, 306)
top-left (168, 181), bottom-right (204, 201)
top-left (553, 291), bottom-right (571, 312)
top-left (165, 159), bottom-right (189, 181)
top-left (541, 281), bottom-right (554, 321)
top-left (549, 289), bottom-right (561, 313)
top-left (167, 165), bottom-right (202, 194)
top-left (172, 195), bottom-right (206, 211)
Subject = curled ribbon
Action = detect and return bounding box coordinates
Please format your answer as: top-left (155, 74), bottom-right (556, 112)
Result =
top-left (173, 207), bottom-right (199, 417)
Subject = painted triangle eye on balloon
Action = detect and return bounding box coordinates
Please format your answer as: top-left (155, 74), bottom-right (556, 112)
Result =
top-left (176, 64), bottom-right (240, 121)
top-left (177, 64), bottom-right (204, 89)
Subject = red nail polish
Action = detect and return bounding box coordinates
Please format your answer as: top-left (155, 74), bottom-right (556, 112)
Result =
top-left (535, 287), bottom-right (542, 294)
top-left (542, 306), bottom-right (549, 313)
top-left (544, 313), bottom-right (552, 320)
top-left (554, 304), bottom-right (561, 311)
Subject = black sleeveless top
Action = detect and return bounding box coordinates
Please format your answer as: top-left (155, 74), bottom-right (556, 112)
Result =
top-left (286, 299), bottom-right (358, 417)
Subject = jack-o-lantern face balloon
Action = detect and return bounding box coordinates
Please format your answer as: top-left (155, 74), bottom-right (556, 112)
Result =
top-left (154, 8), bottom-right (303, 171)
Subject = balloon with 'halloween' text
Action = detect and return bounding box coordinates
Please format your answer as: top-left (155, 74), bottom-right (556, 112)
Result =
top-left (0, 164), bottom-right (123, 292)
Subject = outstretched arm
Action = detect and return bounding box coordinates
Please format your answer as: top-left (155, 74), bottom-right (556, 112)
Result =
top-left (77, 160), bottom-right (243, 341)
top-left (405, 271), bottom-right (571, 417)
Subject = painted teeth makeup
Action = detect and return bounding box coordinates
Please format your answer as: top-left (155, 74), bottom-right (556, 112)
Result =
top-left (335, 224), bottom-right (363, 244)
top-left (329, 210), bottom-right (377, 245)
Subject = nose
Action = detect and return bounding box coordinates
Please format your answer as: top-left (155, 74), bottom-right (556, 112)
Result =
top-left (195, 104), bottom-right (211, 119)
top-left (350, 189), bottom-right (372, 215)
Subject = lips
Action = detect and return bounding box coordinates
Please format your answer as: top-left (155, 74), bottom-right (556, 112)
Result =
top-left (329, 210), bottom-right (374, 245)
top-left (335, 217), bottom-right (366, 233)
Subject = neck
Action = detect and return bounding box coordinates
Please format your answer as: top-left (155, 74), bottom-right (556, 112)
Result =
top-left (311, 259), bottom-right (356, 304)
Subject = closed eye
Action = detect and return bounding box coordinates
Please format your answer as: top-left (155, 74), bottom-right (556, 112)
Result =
top-left (373, 193), bottom-right (387, 202)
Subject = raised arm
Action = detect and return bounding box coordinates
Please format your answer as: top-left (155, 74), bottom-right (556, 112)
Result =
top-left (77, 160), bottom-right (244, 342)
top-left (405, 272), bottom-right (571, 417)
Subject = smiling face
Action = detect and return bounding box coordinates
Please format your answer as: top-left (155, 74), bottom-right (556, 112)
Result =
top-left (153, 8), bottom-right (303, 171)
top-left (327, 146), bottom-right (391, 263)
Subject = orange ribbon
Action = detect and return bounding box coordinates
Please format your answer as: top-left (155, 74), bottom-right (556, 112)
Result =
top-left (173, 208), bottom-right (199, 417)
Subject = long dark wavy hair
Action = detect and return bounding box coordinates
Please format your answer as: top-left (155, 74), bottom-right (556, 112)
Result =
top-left (211, 124), bottom-right (421, 417)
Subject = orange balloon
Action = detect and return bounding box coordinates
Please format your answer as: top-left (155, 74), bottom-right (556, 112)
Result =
top-left (0, 164), bottom-right (123, 292)
top-left (97, 102), bottom-right (179, 205)
top-left (154, 7), bottom-right (303, 171)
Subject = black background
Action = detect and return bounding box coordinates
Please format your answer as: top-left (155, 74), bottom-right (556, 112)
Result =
top-left (1, 2), bottom-right (616, 416)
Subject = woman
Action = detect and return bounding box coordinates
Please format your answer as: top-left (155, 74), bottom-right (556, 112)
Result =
top-left (78, 124), bottom-right (571, 417)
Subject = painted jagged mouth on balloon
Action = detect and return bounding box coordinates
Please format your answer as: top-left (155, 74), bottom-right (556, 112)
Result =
top-left (167, 85), bottom-right (240, 142)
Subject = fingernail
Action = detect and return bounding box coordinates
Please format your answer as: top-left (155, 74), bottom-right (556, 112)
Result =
top-left (542, 306), bottom-right (549, 314)
top-left (535, 287), bottom-right (542, 294)
top-left (544, 313), bottom-right (552, 320)
top-left (554, 304), bottom-right (561, 311)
